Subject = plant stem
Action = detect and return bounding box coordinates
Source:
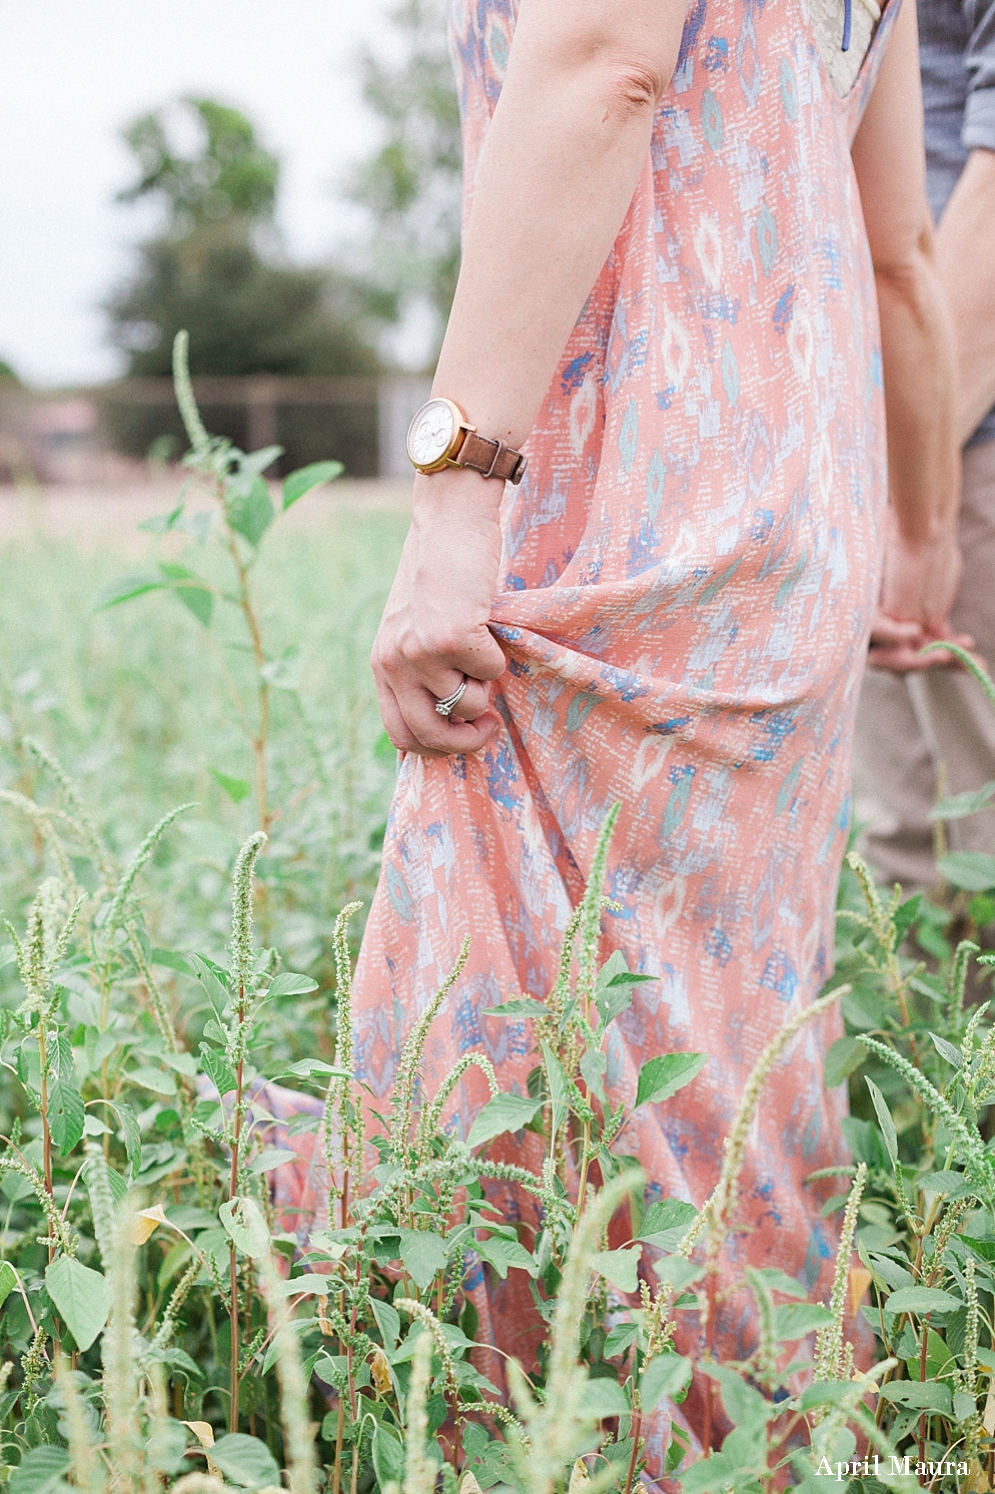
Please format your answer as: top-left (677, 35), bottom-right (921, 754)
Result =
top-left (37, 1023), bottom-right (55, 1260)
top-left (224, 523), bottom-right (270, 834)
top-left (623, 1406), bottom-right (642, 1494)
top-left (228, 998), bottom-right (246, 1432)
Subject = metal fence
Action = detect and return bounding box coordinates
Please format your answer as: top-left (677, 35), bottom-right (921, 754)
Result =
top-left (0, 374), bottom-right (431, 484)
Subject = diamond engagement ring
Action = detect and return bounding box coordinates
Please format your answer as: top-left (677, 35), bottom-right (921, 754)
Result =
top-left (435, 676), bottom-right (469, 717)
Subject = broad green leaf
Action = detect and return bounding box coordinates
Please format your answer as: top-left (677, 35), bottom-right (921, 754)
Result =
top-left (267, 972), bottom-right (319, 997)
top-left (579, 1046), bottom-right (607, 1102)
top-left (190, 955), bottom-right (231, 1016)
top-left (159, 563), bottom-right (214, 626)
top-left (636, 1052), bottom-right (707, 1109)
top-left (771, 1303), bottom-right (833, 1340)
top-left (282, 460), bottom-right (344, 510)
top-left (640, 1351), bottom-right (692, 1409)
top-left (678, 1452), bottom-right (736, 1494)
top-left (200, 1046), bottom-right (236, 1098)
top-left (227, 477), bottom-right (275, 547)
top-left (604, 1321), bottom-right (639, 1359)
top-left (653, 1256), bottom-right (705, 1292)
top-left (247, 1147), bottom-right (297, 1174)
top-left (937, 851), bottom-right (995, 891)
top-left (591, 1245), bottom-right (642, 1293)
top-left (0, 1258), bottom-right (17, 1310)
top-left (749, 1267), bottom-right (807, 1299)
top-left (209, 1434), bottom-right (281, 1490)
top-left (481, 997), bottom-right (550, 1018)
top-left (371, 1297), bottom-right (400, 1353)
top-left (474, 1234), bottom-right (537, 1279)
top-left (467, 1092), bottom-right (542, 1147)
top-left (954, 1389), bottom-right (978, 1423)
top-left (237, 445), bottom-right (284, 482)
top-left (891, 892), bottom-right (922, 946)
top-left (45, 1256), bottom-right (110, 1352)
top-left (93, 570), bottom-right (165, 612)
top-left (884, 1286), bottom-right (962, 1314)
top-left (399, 1229), bottom-right (448, 1289)
top-left (138, 503), bottom-right (184, 534)
top-left (578, 1377), bottom-right (629, 1419)
top-left (127, 1065), bottom-right (177, 1097)
top-left (930, 1032), bottom-right (963, 1068)
top-left (9, 1445), bottom-right (71, 1494)
top-left (799, 1380), bottom-right (860, 1410)
top-left (639, 1197), bottom-right (698, 1248)
top-left (931, 782), bottom-right (995, 820)
top-left (220, 1197), bottom-right (271, 1260)
top-left (865, 1077), bottom-right (898, 1163)
top-left (269, 1273), bottom-right (332, 1297)
top-left (916, 1171), bottom-right (974, 1200)
top-left (160, 1050), bottom-right (198, 1078)
top-left (210, 769), bottom-right (251, 804)
top-left (878, 1380), bottom-right (953, 1414)
top-left (115, 1100), bottom-right (143, 1180)
top-left (47, 1079), bottom-right (84, 1154)
top-left (147, 1419), bottom-right (189, 1475)
top-left (824, 1035), bottom-right (865, 1089)
top-left (699, 1362), bottom-right (772, 1426)
top-left (372, 1424), bottom-right (404, 1490)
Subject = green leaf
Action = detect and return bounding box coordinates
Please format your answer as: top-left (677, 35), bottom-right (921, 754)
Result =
top-left (372, 1424), bottom-right (405, 1490)
top-left (931, 782), bottom-right (995, 820)
top-left (147, 1418), bottom-right (189, 1475)
top-left (639, 1197), bottom-right (699, 1247)
top-left (865, 1077), bottom-right (898, 1163)
top-left (45, 1256), bottom-right (110, 1352)
top-left (9, 1445), bottom-right (71, 1494)
top-left (209, 1434), bottom-right (281, 1490)
top-left (916, 1171), bottom-right (974, 1200)
top-left (748, 1267), bottom-right (808, 1299)
top-left (158, 564), bottom-right (214, 626)
top-left (371, 1297), bottom-right (400, 1353)
top-left (603, 1321), bottom-right (639, 1359)
top-left (200, 1046), bottom-right (236, 1098)
top-left (227, 476), bottom-right (275, 547)
top-left (127, 1065), bottom-right (177, 1097)
top-left (591, 1245), bottom-right (642, 1293)
top-left (247, 1147), bottom-right (297, 1174)
top-left (467, 1092), bottom-right (542, 1147)
top-left (824, 1035), bottom-right (866, 1088)
top-left (884, 1286), bottom-right (962, 1315)
top-left (699, 1362), bottom-right (773, 1427)
top-left (578, 1377), bottom-right (630, 1419)
top-left (878, 1380), bottom-right (953, 1414)
top-left (0, 1258), bottom-right (17, 1311)
top-left (93, 570), bottom-right (166, 612)
top-left (398, 1228), bottom-right (448, 1289)
top-left (954, 1389), bottom-right (978, 1423)
top-left (237, 445), bottom-right (284, 481)
top-left (282, 460), bottom-right (344, 510)
top-left (474, 1234), bottom-right (537, 1279)
top-left (679, 1452), bottom-right (736, 1494)
top-left (267, 972), bottom-right (319, 997)
top-left (799, 1380), bottom-right (860, 1410)
top-left (937, 851), bottom-right (995, 891)
top-left (210, 769), bottom-right (251, 804)
top-left (481, 997), bottom-right (550, 1018)
top-left (47, 1079), bottom-right (84, 1155)
top-left (115, 1101), bottom-right (143, 1181)
top-left (930, 1032), bottom-right (963, 1068)
top-left (219, 1197), bottom-right (271, 1260)
top-left (771, 1303), bottom-right (833, 1340)
top-left (640, 1351), bottom-right (692, 1410)
top-left (579, 1046), bottom-right (607, 1102)
top-left (636, 1052), bottom-right (707, 1108)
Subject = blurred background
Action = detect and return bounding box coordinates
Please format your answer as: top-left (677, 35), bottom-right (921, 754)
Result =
top-left (0, 0), bottom-right (457, 484)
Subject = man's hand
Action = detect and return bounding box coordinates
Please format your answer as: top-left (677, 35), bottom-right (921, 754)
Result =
top-left (868, 516), bottom-right (973, 670)
top-left (371, 469), bottom-right (508, 756)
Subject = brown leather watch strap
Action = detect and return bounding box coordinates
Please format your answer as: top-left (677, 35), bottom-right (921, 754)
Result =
top-left (454, 429), bottom-right (528, 484)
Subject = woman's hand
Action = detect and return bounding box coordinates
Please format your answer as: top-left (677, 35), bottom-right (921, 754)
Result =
top-left (372, 469), bottom-right (508, 756)
top-left (868, 514), bottom-right (973, 670)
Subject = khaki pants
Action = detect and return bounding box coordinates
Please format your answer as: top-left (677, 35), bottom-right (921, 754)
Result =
top-left (853, 438), bottom-right (995, 890)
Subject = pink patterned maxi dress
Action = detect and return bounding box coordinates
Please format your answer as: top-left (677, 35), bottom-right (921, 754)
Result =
top-left (352, 0), bottom-right (897, 1435)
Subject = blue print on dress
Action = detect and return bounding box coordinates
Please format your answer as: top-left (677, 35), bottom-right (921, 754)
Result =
top-left (759, 949), bottom-right (799, 1001)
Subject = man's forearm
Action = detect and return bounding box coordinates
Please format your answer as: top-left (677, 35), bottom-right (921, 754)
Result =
top-left (936, 147), bottom-right (995, 445)
top-left (875, 240), bottom-right (960, 541)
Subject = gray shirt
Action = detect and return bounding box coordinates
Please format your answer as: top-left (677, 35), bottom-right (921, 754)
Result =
top-left (919, 0), bottom-right (995, 441)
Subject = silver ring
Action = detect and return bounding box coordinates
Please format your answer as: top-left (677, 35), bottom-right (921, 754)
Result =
top-left (435, 676), bottom-right (469, 717)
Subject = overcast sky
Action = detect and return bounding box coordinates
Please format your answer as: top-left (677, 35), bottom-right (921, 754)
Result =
top-left (0, 0), bottom-right (393, 387)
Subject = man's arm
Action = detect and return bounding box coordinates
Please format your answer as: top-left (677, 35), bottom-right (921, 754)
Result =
top-left (850, 0), bottom-right (964, 669)
top-left (936, 154), bottom-right (995, 443)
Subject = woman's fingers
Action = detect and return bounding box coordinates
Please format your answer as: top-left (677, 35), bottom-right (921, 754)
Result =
top-left (391, 676), bottom-right (502, 755)
top-left (868, 610), bottom-right (977, 672)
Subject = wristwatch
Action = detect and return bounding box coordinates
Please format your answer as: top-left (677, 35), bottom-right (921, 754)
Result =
top-left (405, 398), bottom-right (528, 484)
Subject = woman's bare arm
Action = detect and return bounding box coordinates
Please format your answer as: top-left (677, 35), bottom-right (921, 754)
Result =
top-left (850, 0), bottom-right (966, 670)
top-left (372, 0), bottom-right (690, 756)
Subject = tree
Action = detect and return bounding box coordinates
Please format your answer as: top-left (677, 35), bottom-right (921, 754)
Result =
top-left (349, 0), bottom-right (463, 364)
top-left (106, 98), bottom-right (383, 472)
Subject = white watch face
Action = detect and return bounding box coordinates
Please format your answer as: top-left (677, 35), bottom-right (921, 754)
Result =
top-left (407, 399), bottom-right (458, 466)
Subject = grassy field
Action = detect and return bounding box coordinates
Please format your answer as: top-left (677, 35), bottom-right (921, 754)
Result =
top-left (0, 479), bottom-right (408, 979)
